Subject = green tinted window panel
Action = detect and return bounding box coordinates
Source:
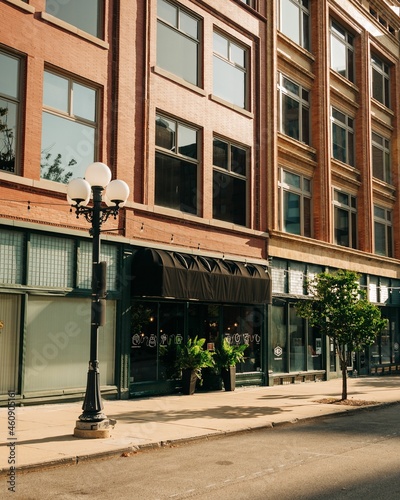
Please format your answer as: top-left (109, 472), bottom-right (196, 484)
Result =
top-left (77, 241), bottom-right (118, 291)
top-left (28, 234), bottom-right (74, 288)
top-left (0, 230), bottom-right (24, 284)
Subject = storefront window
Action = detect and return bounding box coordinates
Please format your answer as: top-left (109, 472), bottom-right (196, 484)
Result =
top-left (271, 303), bottom-right (287, 372)
top-left (289, 303), bottom-right (305, 371)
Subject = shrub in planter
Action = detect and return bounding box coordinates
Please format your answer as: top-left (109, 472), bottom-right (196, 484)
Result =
top-left (215, 339), bottom-right (248, 391)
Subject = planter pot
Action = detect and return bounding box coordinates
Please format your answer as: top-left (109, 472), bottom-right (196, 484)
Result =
top-left (181, 368), bottom-right (198, 395)
top-left (221, 366), bottom-right (236, 391)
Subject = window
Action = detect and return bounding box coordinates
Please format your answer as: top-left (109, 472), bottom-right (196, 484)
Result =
top-left (45, 0), bottom-right (103, 38)
top-left (279, 169), bottom-right (311, 237)
top-left (157, 0), bottom-right (200, 86)
top-left (372, 132), bottom-right (391, 183)
top-left (213, 32), bottom-right (247, 109)
top-left (374, 206), bottom-right (392, 257)
top-left (279, 0), bottom-right (310, 51)
top-left (371, 54), bottom-right (390, 108)
top-left (41, 71), bottom-right (98, 183)
top-left (331, 108), bottom-right (354, 166)
top-left (330, 20), bottom-right (354, 82)
top-left (333, 190), bottom-right (357, 248)
top-left (278, 74), bottom-right (310, 144)
top-left (155, 114), bottom-right (199, 214)
top-left (213, 137), bottom-right (247, 226)
top-left (0, 51), bottom-right (20, 174)
top-left (28, 234), bottom-right (75, 288)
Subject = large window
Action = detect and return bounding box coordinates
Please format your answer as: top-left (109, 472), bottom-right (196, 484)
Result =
top-left (213, 32), bottom-right (247, 109)
top-left (45, 0), bottom-right (104, 38)
top-left (278, 74), bottom-right (310, 144)
top-left (41, 71), bottom-right (98, 183)
top-left (213, 137), bottom-right (247, 226)
top-left (279, 169), bottom-right (311, 237)
top-left (157, 0), bottom-right (200, 86)
top-left (333, 189), bottom-right (357, 248)
top-left (279, 0), bottom-right (310, 51)
top-left (371, 54), bottom-right (390, 108)
top-left (374, 206), bottom-right (392, 257)
top-left (372, 132), bottom-right (391, 183)
top-left (155, 114), bottom-right (198, 214)
top-left (0, 51), bottom-right (20, 174)
top-left (331, 107), bottom-right (354, 166)
top-left (330, 19), bottom-right (354, 82)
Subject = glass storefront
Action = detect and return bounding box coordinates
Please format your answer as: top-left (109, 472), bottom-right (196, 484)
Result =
top-left (129, 301), bottom-right (265, 388)
top-left (271, 300), bottom-right (323, 374)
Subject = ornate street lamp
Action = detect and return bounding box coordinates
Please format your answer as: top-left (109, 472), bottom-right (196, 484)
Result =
top-left (67, 162), bottom-right (129, 438)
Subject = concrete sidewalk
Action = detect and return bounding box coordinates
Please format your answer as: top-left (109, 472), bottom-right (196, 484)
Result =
top-left (1, 376), bottom-right (399, 475)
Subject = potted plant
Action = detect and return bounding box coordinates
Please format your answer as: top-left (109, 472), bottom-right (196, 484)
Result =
top-left (160, 336), bottom-right (215, 395)
top-left (215, 339), bottom-right (248, 391)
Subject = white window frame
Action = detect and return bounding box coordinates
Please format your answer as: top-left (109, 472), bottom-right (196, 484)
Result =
top-left (279, 168), bottom-right (312, 237)
top-left (278, 74), bottom-right (310, 144)
top-left (279, 0), bottom-right (310, 51)
top-left (331, 107), bottom-right (354, 166)
top-left (371, 54), bottom-right (390, 108)
top-left (330, 19), bottom-right (354, 82)
top-left (372, 132), bottom-right (391, 184)
top-left (333, 189), bottom-right (357, 249)
top-left (374, 206), bottom-right (393, 257)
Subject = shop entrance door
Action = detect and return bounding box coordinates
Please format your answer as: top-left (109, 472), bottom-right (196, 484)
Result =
top-left (0, 294), bottom-right (21, 394)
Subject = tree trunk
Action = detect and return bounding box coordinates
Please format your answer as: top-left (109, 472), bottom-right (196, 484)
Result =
top-left (341, 361), bottom-right (347, 400)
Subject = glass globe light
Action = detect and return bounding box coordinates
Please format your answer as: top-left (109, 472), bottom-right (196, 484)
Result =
top-left (85, 162), bottom-right (112, 188)
top-left (105, 179), bottom-right (130, 205)
top-left (66, 178), bottom-right (91, 206)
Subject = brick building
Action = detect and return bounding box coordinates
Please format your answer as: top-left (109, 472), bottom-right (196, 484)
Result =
top-left (1, 0), bottom-right (399, 405)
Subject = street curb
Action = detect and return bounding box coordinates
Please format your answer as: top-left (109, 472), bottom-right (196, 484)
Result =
top-left (2, 400), bottom-right (399, 477)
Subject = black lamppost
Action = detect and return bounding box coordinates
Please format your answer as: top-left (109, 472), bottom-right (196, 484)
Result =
top-left (67, 162), bottom-right (129, 438)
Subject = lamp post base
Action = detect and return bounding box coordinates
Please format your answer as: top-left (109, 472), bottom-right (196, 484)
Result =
top-left (73, 418), bottom-right (116, 439)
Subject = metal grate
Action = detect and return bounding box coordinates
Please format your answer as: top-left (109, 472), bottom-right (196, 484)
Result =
top-left (28, 234), bottom-right (74, 287)
top-left (0, 229), bottom-right (24, 284)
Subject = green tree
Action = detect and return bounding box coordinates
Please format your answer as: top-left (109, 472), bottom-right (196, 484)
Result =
top-left (296, 269), bottom-right (386, 400)
top-left (40, 150), bottom-right (76, 184)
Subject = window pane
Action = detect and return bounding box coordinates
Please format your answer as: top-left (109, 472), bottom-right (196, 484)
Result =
top-left (283, 171), bottom-right (300, 188)
top-left (374, 221), bottom-right (386, 256)
top-left (157, 0), bottom-right (177, 26)
top-left (157, 22), bottom-right (198, 85)
top-left (45, 0), bottom-right (102, 37)
top-left (303, 197), bottom-right (311, 237)
top-left (332, 123), bottom-right (346, 162)
top-left (290, 304), bottom-right (305, 371)
top-left (283, 191), bottom-right (300, 234)
top-left (41, 112), bottom-right (95, 181)
top-left (372, 144), bottom-right (384, 180)
top-left (231, 43), bottom-right (245, 67)
top-left (180, 10), bottom-right (198, 38)
top-left (0, 99), bottom-right (17, 173)
top-left (155, 153), bottom-right (197, 214)
top-left (178, 124), bottom-right (197, 159)
top-left (331, 36), bottom-right (346, 76)
top-left (213, 139), bottom-right (228, 169)
top-left (282, 95), bottom-right (299, 140)
top-left (213, 171), bottom-right (246, 225)
top-left (281, 0), bottom-right (300, 44)
top-left (213, 57), bottom-right (245, 108)
top-left (231, 145), bottom-right (246, 176)
top-left (73, 83), bottom-right (96, 122)
top-left (213, 32), bottom-right (228, 58)
top-left (43, 72), bottom-right (69, 112)
top-left (372, 68), bottom-right (383, 103)
top-left (335, 207), bottom-right (349, 246)
top-left (156, 116), bottom-right (176, 149)
top-left (0, 52), bottom-right (19, 99)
